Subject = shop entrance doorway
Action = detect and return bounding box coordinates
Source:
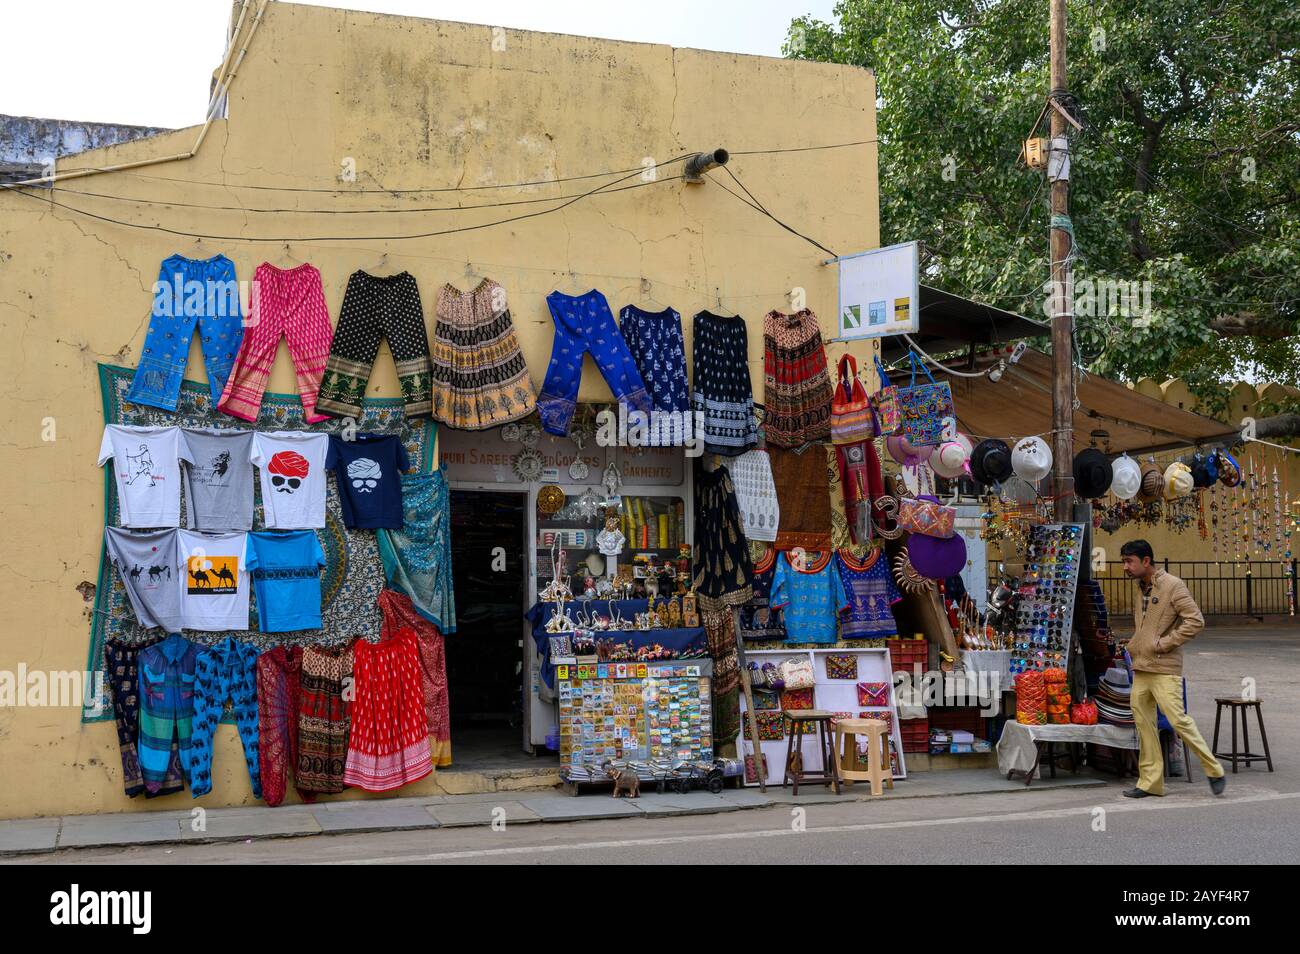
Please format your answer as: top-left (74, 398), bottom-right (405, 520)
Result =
top-left (446, 490), bottom-right (532, 767)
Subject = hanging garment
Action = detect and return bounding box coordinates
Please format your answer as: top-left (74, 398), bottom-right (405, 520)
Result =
top-left (769, 445), bottom-right (834, 551)
top-left (104, 527), bottom-right (184, 632)
top-left (836, 548), bottom-right (902, 640)
top-left (729, 449), bottom-right (780, 542)
top-left (770, 551), bottom-right (847, 644)
top-left (99, 425), bottom-right (189, 528)
top-left (189, 636), bottom-right (261, 798)
top-left (316, 271), bottom-right (434, 419)
top-left (297, 644), bottom-right (352, 795)
top-left (537, 289), bottom-right (652, 436)
top-left (836, 438), bottom-right (887, 545)
top-left (429, 278), bottom-right (536, 430)
top-left (378, 589), bottom-right (452, 767)
top-left (177, 529), bottom-right (251, 631)
top-left (217, 262), bottom-right (334, 423)
top-left (344, 626), bottom-right (433, 792)
top-left (738, 547), bottom-right (787, 641)
top-left (619, 305), bottom-right (690, 446)
top-left (137, 633), bottom-right (199, 795)
top-left (690, 311), bottom-right (758, 456)
top-left (763, 308), bottom-right (833, 447)
top-left (326, 433), bottom-right (410, 530)
top-left (251, 431), bottom-right (329, 529)
top-left (127, 253), bottom-right (244, 411)
top-left (691, 463), bottom-right (753, 618)
top-left (376, 469), bottom-right (456, 633)
top-left (105, 638), bottom-right (185, 798)
top-left (246, 531), bottom-right (326, 632)
top-left (705, 610), bottom-right (742, 746)
top-left (256, 645), bottom-right (304, 807)
top-left (180, 428), bottom-right (255, 531)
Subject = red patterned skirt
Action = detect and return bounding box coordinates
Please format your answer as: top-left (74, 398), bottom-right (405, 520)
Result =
top-left (343, 627), bottom-right (433, 791)
top-left (763, 309), bottom-right (833, 447)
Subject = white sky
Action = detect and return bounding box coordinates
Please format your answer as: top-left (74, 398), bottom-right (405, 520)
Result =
top-left (0, 0), bottom-right (840, 129)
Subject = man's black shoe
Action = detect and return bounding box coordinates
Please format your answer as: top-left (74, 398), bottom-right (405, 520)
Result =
top-left (1122, 787), bottom-right (1155, 798)
top-left (1209, 776), bottom-right (1226, 796)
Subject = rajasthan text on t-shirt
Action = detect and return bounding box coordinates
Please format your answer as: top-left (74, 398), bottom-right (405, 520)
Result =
top-left (177, 529), bottom-right (251, 631)
top-left (99, 425), bottom-right (190, 528)
top-left (246, 530), bottom-right (326, 631)
top-left (326, 433), bottom-right (411, 529)
top-left (180, 428), bottom-right (255, 531)
top-left (250, 431), bottom-right (329, 529)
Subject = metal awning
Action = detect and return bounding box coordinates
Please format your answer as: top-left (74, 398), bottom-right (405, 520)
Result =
top-left (930, 348), bottom-right (1237, 456)
top-left (877, 285), bottom-right (1048, 363)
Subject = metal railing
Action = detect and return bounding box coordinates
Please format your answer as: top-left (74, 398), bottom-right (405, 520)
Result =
top-left (991, 560), bottom-right (1298, 618)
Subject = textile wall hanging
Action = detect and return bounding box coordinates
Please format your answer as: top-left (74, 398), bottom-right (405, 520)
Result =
top-left (84, 363), bottom-right (437, 723)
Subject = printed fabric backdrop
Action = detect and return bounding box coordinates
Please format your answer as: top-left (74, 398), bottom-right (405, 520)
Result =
top-left (84, 363), bottom-right (437, 722)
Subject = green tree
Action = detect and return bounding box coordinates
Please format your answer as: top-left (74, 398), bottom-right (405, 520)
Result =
top-left (787, 0), bottom-right (1297, 422)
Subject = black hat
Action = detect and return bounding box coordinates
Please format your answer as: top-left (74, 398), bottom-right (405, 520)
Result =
top-left (1072, 448), bottom-right (1114, 500)
top-left (970, 439), bottom-right (1013, 486)
top-left (1188, 451), bottom-right (1218, 489)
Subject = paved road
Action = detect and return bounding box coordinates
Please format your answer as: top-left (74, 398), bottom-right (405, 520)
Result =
top-left (14, 625), bottom-right (1298, 865)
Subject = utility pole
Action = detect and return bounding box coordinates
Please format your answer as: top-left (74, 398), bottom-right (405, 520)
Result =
top-left (1049, 0), bottom-right (1075, 520)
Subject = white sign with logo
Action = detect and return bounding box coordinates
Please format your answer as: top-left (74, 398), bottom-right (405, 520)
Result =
top-left (836, 240), bottom-right (920, 340)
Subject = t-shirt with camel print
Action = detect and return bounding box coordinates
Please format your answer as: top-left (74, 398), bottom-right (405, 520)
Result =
top-left (99, 424), bottom-right (191, 528)
top-left (104, 527), bottom-right (185, 632)
top-left (177, 529), bottom-right (251, 631)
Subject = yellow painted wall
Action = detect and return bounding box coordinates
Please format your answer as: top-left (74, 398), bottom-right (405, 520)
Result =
top-left (0, 3), bottom-right (880, 818)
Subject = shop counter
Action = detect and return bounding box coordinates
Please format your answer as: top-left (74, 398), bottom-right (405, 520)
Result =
top-left (997, 719), bottom-right (1138, 783)
top-left (525, 600), bottom-right (707, 688)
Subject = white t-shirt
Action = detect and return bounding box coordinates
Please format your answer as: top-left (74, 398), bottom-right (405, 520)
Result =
top-left (251, 431), bottom-right (329, 529)
top-left (98, 425), bottom-right (191, 528)
top-left (177, 529), bottom-right (251, 632)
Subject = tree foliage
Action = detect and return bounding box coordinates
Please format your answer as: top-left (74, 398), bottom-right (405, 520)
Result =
top-left (787, 0), bottom-right (1298, 415)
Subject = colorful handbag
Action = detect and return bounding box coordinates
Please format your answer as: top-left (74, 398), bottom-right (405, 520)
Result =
top-left (856, 681), bottom-right (890, 706)
top-left (832, 354), bottom-right (875, 445)
top-left (780, 687), bottom-right (815, 710)
top-left (871, 356), bottom-right (901, 436)
top-left (743, 751), bottom-right (769, 783)
top-left (897, 496), bottom-right (956, 538)
top-left (896, 352), bottom-right (955, 447)
top-left (825, 653), bottom-right (858, 680)
top-left (778, 656), bottom-right (815, 691)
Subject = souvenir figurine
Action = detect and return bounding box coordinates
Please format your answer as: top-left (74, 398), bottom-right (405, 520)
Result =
top-left (667, 596), bottom-right (683, 629)
top-left (597, 513), bottom-right (626, 556)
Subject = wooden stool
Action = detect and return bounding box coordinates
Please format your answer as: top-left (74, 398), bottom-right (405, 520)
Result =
top-left (782, 709), bottom-right (841, 795)
top-left (833, 718), bottom-right (893, 796)
top-left (1212, 698), bottom-right (1274, 773)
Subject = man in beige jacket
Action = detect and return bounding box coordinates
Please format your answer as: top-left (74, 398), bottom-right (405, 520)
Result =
top-left (1120, 540), bottom-right (1226, 797)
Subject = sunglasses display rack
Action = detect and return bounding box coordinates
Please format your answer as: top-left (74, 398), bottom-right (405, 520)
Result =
top-left (1010, 523), bottom-right (1085, 676)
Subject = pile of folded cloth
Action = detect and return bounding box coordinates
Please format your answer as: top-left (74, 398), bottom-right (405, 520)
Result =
top-left (1093, 665), bottom-right (1134, 726)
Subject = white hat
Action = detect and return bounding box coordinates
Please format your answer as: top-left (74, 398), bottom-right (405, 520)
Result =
top-left (1110, 454), bottom-right (1142, 500)
top-left (929, 435), bottom-right (971, 479)
top-left (1163, 461), bottom-right (1194, 499)
top-left (1011, 436), bottom-right (1053, 483)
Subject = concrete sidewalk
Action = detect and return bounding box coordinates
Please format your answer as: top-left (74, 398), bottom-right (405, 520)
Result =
top-left (0, 770), bottom-right (1108, 856)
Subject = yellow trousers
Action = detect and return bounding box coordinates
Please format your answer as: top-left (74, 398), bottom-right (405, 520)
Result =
top-left (1131, 671), bottom-right (1224, 795)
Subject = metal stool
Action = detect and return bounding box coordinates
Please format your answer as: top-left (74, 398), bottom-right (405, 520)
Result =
top-left (833, 718), bottom-right (893, 796)
top-left (1212, 698), bottom-right (1274, 773)
top-left (782, 709), bottom-right (841, 795)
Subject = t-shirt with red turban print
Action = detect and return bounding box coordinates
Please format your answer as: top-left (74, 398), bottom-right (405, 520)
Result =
top-left (250, 431), bottom-right (329, 529)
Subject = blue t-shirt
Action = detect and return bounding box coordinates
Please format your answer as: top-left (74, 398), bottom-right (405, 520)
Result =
top-left (246, 531), bottom-right (326, 632)
top-left (770, 551), bottom-right (847, 644)
top-left (326, 433), bottom-right (411, 529)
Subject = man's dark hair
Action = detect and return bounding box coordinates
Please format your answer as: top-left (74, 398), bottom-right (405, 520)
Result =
top-left (1120, 539), bottom-right (1155, 563)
